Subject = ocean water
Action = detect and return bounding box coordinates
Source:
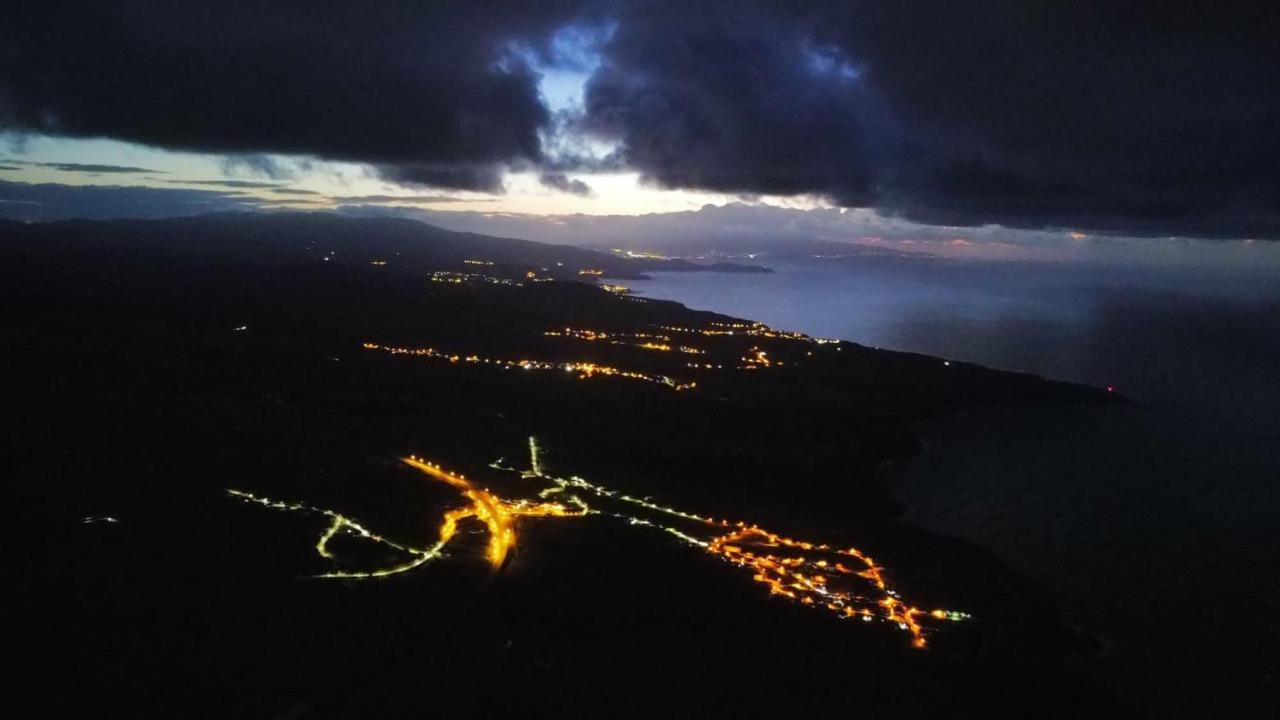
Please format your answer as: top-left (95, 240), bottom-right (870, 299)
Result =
top-left (634, 256), bottom-right (1279, 718)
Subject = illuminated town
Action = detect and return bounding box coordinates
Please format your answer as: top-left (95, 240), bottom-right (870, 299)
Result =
top-left (361, 341), bottom-right (699, 391)
top-left (230, 437), bottom-right (968, 649)
top-left (657, 320), bottom-right (840, 344)
top-left (362, 318), bottom-right (848, 392)
top-left (544, 327), bottom-right (707, 355)
top-left (429, 270), bottom-right (526, 287)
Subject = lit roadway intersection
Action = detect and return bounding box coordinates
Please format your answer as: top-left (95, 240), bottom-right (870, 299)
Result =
top-left (230, 437), bottom-right (967, 649)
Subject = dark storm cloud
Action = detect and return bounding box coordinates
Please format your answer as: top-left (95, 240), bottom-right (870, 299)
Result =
top-left (538, 172), bottom-right (594, 197)
top-left (1, 2), bottom-right (587, 190)
top-left (3, 1), bottom-right (1277, 237)
top-left (580, 1), bottom-right (1280, 238)
top-left (835, 1), bottom-right (1280, 239)
top-left (581, 3), bottom-right (881, 203)
top-left (0, 180), bottom-right (258, 221)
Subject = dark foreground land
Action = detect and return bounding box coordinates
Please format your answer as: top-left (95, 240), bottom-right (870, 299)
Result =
top-left (7, 214), bottom-right (1127, 717)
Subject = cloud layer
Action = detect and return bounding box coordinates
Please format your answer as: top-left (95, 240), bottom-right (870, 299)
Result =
top-left (580, 1), bottom-right (1279, 238)
top-left (2, 2), bottom-right (582, 191)
top-left (4, 2), bottom-right (1277, 237)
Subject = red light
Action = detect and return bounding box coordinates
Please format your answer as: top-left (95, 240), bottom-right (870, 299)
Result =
top-left (1106, 385), bottom-right (1114, 392)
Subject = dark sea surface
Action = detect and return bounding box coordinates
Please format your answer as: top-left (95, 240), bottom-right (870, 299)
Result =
top-left (635, 256), bottom-right (1280, 718)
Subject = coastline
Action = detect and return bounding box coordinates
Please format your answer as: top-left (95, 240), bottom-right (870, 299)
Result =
top-left (882, 410), bottom-right (1119, 655)
top-left (630, 258), bottom-right (1277, 718)
top-left (881, 403), bottom-right (1277, 719)
top-left (9, 214), bottom-right (1265, 717)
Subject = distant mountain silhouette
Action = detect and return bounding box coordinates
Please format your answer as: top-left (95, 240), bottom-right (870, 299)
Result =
top-left (0, 212), bottom-right (771, 278)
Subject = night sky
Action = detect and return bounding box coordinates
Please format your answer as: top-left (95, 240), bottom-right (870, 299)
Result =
top-left (3, 2), bottom-right (1278, 245)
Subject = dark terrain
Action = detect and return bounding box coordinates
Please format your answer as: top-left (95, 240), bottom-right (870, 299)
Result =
top-left (7, 214), bottom-right (1127, 717)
